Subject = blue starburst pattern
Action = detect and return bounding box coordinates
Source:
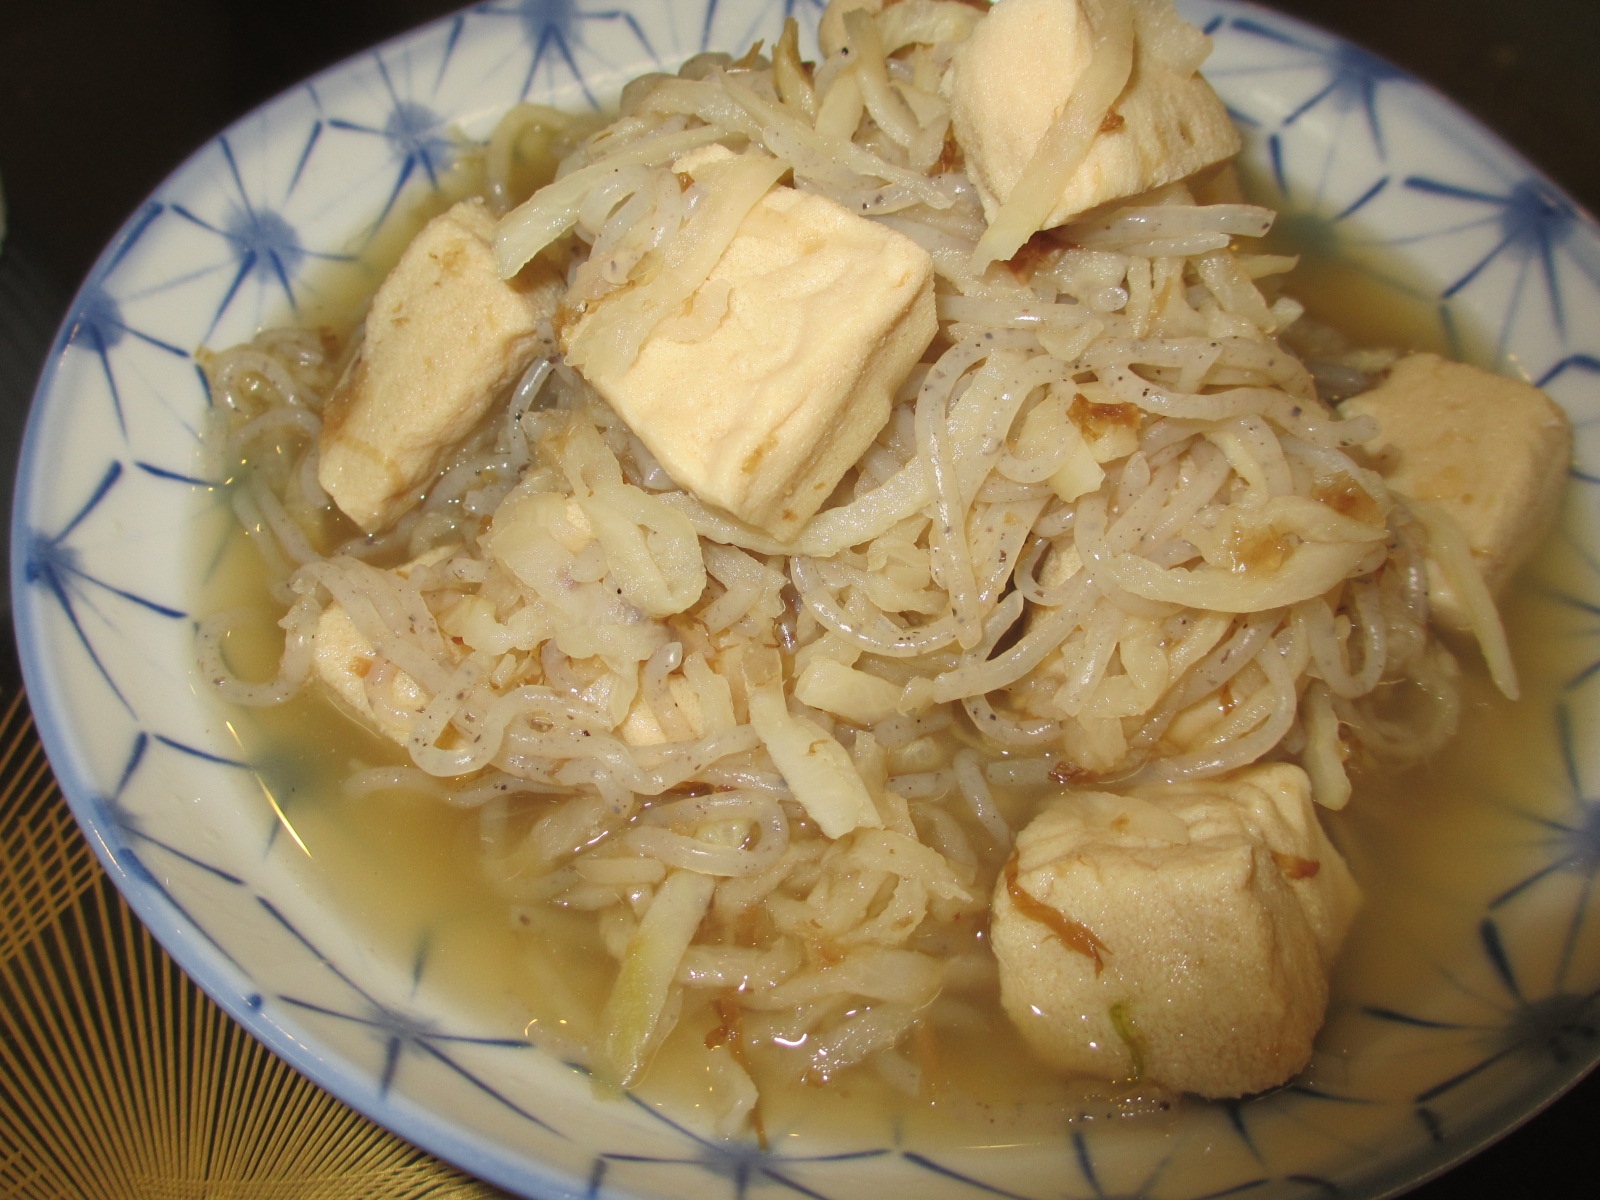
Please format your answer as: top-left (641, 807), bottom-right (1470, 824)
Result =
top-left (899, 1129), bottom-right (1277, 1200)
top-left (15, 3), bottom-right (1600, 1200)
top-left (1222, 20), bottom-right (1407, 153)
top-left (898, 1153), bottom-right (1040, 1200)
top-left (22, 462), bottom-right (187, 711)
top-left (596, 1093), bottom-right (886, 1200)
top-left (1201, 8), bottom-right (1407, 218)
top-left (1544, 538), bottom-right (1600, 688)
top-left (151, 135), bottom-right (353, 345)
top-left (1195, 0), bottom-right (1600, 388)
top-left (260, 899), bottom-right (556, 1130)
top-left (1489, 706), bottom-right (1600, 982)
top-left (1364, 918), bottom-right (1600, 1138)
top-left (476, 0), bottom-right (660, 108)
top-left (326, 54), bottom-right (463, 235)
top-left (1326, 698), bottom-right (1600, 1150)
top-left (1397, 175), bottom-right (1592, 357)
top-left (166, 136), bottom-right (339, 339)
top-left (76, 730), bottom-right (268, 988)
top-left (60, 268), bottom-right (190, 436)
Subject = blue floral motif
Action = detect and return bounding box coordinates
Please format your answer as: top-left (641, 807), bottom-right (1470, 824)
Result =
top-left (598, 1093), bottom-right (886, 1200)
top-left (285, 115), bottom-right (327, 199)
top-left (1213, 1083), bottom-right (1372, 1175)
top-left (1223, 19), bottom-right (1406, 154)
top-left (327, 55), bottom-right (461, 233)
top-left (1205, 11), bottom-right (1410, 217)
top-left (1551, 560), bottom-right (1600, 685)
top-left (1364, 917), bottom-right (1600, 1136)
top-left (905, 1133), bottom-right (1270, 1200)
top-left (81, 730), bottom-right (262, 990)
top-left (67, 287), bottom-right (127, 355)
top-left (1538, 354), bottom-right (1600, 393)
top-left (260, 898), bottom-right (556, 1129)
top-left (169, 137), bottom-right (343, 337)
top-left (62, 276), bottom-right (189, 434)
top-left (1344, 705), bottom-right (1600, 1140)
top-left (1402, 175), bottom-right (1587, 348)
top-left (897, 1153), bottom-right (1038, 1200)
top-left (23, 462), bottom-right (188, 709)
top-left (1072, 1129), bottom-right (1269, 1200)
top-left (1490, 707), bottom-right (1600, 977)
top-left (477, 0), bottom-right (658, 107)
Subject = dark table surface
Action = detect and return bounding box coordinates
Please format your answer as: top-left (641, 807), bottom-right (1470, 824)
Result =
top-left (2, 2), bottom-right (1598, 1197)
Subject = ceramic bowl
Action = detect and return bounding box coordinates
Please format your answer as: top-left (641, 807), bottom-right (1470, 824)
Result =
top-left (14, 2), bottom-right (1600, 1197)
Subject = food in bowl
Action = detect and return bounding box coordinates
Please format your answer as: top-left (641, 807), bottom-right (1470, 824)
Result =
top-left (194, 0), bottom-right (1570, 1139)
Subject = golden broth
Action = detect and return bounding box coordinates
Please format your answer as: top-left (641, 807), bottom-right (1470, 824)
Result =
top-left (198, 179), bottom-right (1577, 1147)
top-left (203, 510), bottom-right (1577, 1148)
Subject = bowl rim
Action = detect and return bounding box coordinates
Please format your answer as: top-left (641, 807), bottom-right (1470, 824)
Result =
top-left (5, 7), bottom-right (625, 1197)
top-left (11, 2), bottom-right (1600, 1198)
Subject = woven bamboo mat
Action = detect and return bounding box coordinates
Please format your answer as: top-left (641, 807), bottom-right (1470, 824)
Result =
top-left (0, 690), bottom-right (510, 1199)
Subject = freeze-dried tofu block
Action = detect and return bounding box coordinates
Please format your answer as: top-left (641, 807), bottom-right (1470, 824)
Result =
top-left (1341, 353), bottom-right (1570, 628)
top-left (312, 605), bottom-right (425, 744)
top-left (946, 0), bottom-right (1240, 229)
top-left (566, 174), bottom-right (936, 541)
top-left (992, 763), bottom-right (1359, 1098)
top-left (319, 200), bottom-right (562, 533)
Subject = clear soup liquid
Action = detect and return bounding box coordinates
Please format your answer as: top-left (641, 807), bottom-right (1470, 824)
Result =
top-left (200, 204), bottom-right (1584, 1148)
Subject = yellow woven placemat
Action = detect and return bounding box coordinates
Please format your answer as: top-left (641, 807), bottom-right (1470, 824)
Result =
top-left (0, 691), bottom-right (511, 1199)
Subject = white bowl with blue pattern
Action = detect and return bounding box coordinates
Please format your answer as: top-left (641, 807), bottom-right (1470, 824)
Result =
top-left (13, 2), bottom-right (1600, 1197)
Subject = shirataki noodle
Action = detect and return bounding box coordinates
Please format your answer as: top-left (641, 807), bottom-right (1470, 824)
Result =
top-left (196, 2), bottom-right (1512, 1134)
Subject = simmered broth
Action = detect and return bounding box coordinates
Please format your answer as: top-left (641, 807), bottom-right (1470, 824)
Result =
top-left (194, 0), bottom-right (1575, 1146)
top-left (202, 497), bottom-right (1574, 1144)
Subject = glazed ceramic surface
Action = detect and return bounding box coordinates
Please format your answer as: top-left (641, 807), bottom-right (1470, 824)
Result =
top-left (14, 2), bottom-right (1600, 1198)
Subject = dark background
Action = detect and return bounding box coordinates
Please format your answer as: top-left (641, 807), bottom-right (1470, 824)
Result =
top-left (1, 1), bottom-right (1597, 1196)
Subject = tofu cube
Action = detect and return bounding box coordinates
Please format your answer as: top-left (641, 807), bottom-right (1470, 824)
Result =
top-left (319, 199), bottom-right (563, 533)
top-left (566, 182), bottom-right (936, 541)
top-left (312, 548), bottom-right (457, 743)
top-left (991, 763), bottom-right (1360, 1098)
top-left (313, 604), bottom-right (426, 745)
top-left (945, 0), bottom-right (1240, 228)
top-left (1340, 353), bottom-right (1570, 627)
